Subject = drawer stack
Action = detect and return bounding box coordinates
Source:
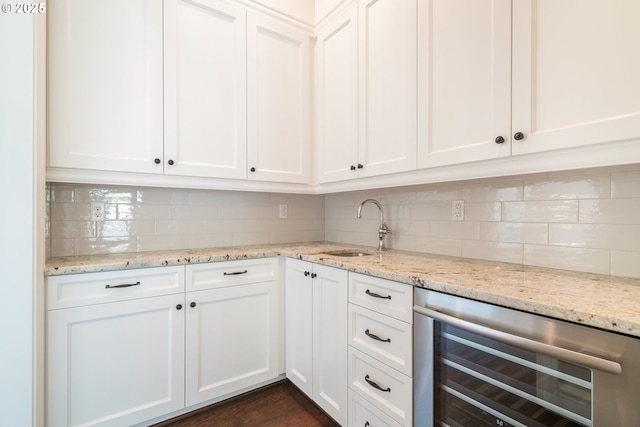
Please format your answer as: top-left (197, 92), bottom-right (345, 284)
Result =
top-left (347, 272), bottom-right (414, 427)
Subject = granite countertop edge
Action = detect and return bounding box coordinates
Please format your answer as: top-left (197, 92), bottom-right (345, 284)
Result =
top-left (45, 242), bottom-right (640, 338)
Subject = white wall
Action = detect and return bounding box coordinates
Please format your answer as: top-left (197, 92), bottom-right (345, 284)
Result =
top-left (0, 10), bottom-right (45, 427)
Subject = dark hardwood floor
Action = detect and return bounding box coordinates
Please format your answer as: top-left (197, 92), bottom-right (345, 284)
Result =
top-left (152, 380), bottom-right (340, 427)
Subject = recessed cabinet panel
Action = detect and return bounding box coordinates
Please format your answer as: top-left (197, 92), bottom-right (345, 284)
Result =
top-left (284, 259), bottom-right (314, 397)
top-left (512, 0), bottom-right (640, 155)
top-left (417, 0), bottom-right (512, 168)
top-left (247, 14), bottom-right (311, 184)
top-left (48, 0), bottom-right (163, 173)
top-left (164, 0), bottom-right (247, 179)
top-left (358, 0), bottom-right (417, 177)
top-left (47, 294), bottom-right (185, 427)
top-left (315, 5), bottom-right (359, 183)
top-left (185, 281), bottom-right (281, 406)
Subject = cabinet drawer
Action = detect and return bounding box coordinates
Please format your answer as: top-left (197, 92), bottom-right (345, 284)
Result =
top-left (47, 266), bottom-right (185, 310)
top-left (349, 389), bottom-right (403, 427)
top-left (349, 304), bottom-right (412, 376)
top-left (349, 347), bottom-right (413, 427)
top-left (186, 258), bottom-right (279, 291)
top-left (349, 272), bottom-right (413, 323)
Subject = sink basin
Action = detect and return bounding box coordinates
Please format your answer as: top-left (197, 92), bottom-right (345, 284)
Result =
top-left (321, 249), bottom-right (375, 257)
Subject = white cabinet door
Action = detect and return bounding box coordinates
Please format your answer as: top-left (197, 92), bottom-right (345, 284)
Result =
top-left (315, 4), bottom-right (359, 183)
top-left (284, 259), bottom-right (348, 425)
top-left (512, 0), bottom-right (640, 156)
top-left (48, 0), bottom-right (163, 174)
top-left (164, 0), bottom-right (247, 179)
top-left (312, 264), bottom-right (348, 426)
top-left (47, 294), bottom-right (185, 427)
top-left (284, 258), bottom-right (314, 397)
top-left (185, 280), bottom-right (281, 406)
top-left (417, 0), bottom-right (512, 168)
top-left (247, 13), bottom-right (311, 184)
top-left (358, 0), bottom-right (417, 178)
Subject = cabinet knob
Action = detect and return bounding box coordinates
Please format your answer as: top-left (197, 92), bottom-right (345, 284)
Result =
top-left (304, 271), bottom-right (310, 277)
top-left (168, 159), bottom-right (174, 165)
top-left (357, 163), bottom-right (364, 169)
top-left (514, 132), bottom-right (525, 141)
top-left (495, 136), bottom-right (505, 144)
top-left (154, 158), bottom-right (161, 164)
top-left (350, 165), bottom-right (356, 171)
top-left (311, 273), bottom-right (317, 279)
top-left (176, 304), bottom-right (182, 310)
top-left (250, 167), bottom-right (256, 172)
top-left (190, 302), bottom-right (196, 308)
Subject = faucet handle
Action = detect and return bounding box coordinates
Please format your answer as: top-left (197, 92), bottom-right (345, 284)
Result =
top-left (379, 222), bottom-right (391, 234)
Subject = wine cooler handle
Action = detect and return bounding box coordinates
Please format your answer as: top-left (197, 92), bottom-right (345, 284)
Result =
top-left (413, 305), bottom-right (621, 375)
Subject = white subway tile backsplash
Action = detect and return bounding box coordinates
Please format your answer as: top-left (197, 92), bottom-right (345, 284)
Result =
top-left (481, 222), bottom-right (548, 245)
top-left (549, 224), bottom-right (640, 251)
top-left (430, 221), bottom-right (480, 240)
top-left (74, 237), bottom-right (137, 255)
top-left (48, 184), bottom-right (325, 256)
top-left (524, 174), bottom-right (610, 200)
top-left (323, 164), bottom-right (640, 277)
top-left (465, 202), bottom-right (502, 222)
top-left (462, 241), bottom-right (523, 264)
top-left (611, 170), bottom-right (640, 198)
top-left (579, 199), bottom-right (640, 224)
top-left (611, 251), bottom-right (640, 279)
top-left (414, 236), bottom-right (462, 257)
top-left (503, 200), bottom-right (578, 223)
top-left (462, 180), bottom-right (523, 202)
top-left (523, 245), bottom-right (610, 275)
top-left (51, 221), bottom-right (95, 239)
top-left (47, 164), bottom-right (640, 277)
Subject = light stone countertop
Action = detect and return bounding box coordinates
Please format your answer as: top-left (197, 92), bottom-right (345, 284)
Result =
top-left (45, 242), bottom-right (640, 338)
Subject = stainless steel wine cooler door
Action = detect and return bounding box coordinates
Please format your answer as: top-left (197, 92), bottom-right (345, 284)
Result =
top-left (414, 288), bottom-right (640, 427)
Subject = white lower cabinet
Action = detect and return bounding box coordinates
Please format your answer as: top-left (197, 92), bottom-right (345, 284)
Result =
top-left (348, 272), bottom-right (413, 427)
top-left (47, 259), bottom-right (282, 427)
top-left (185, 262), bottom-right (282, 406)
top-left (46, 267), bottom-right (186, 427)
top-left (285, 258), bottom-right (348, 426)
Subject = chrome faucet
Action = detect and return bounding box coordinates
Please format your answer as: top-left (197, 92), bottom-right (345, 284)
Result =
top-left (357, 199), bottom-right (391, 251)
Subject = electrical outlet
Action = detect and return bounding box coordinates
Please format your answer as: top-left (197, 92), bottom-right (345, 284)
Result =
top-left (91, 202), bottom-right (105, 221)
top-left (279, 204), bottom-right (288, 219)
top-left (452, 200), bottom-right (464, 221)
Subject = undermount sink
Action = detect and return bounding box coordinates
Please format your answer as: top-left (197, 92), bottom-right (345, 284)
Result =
top-left (321, 249), bottom-right (376, 257)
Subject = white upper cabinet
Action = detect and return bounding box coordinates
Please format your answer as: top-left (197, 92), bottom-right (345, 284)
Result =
top-left (247, 13), bottom-right (311, 184)
top-left (316, 0), bottom-right (417, 184)
top-left (511, 0), bottom-right (640, 155)
top-left (358, 0), bottom-right (417, 178)
top-left (315, 4), bottom-right (359, 183)
top-left (417, 0), bottom-right (512, 168)
top-left (418, 0), bottom-right (640, 169)
top-left (48, 0), bottom-right (163, 174)
top-left (164, 0), bottom-right (247, 179)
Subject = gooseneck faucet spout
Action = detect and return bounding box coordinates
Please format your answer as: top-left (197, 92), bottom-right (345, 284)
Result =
top-left (357, 199), bottom-right (391, 251)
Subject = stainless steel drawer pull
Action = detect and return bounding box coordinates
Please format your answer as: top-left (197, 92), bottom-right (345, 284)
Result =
top-left (365, 289), bottom-right (391, 300)
top-left (105, 281), bottom-right (141, 289)
top-left (414, 304), bottom-right (622, 375)
top-left (365, 329), bottom-right (391, 343)
top-left (223, 270), bottom-right (248, 276)
top-left (365, 374), bottom-right (390, 392)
